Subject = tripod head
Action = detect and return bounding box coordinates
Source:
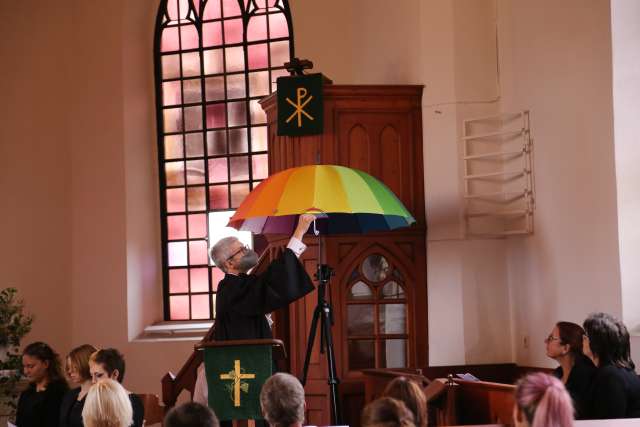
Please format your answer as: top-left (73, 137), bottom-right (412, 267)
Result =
top-left (315, 264), bottom-right (334, 283)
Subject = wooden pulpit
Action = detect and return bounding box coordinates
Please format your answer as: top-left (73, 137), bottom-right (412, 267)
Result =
top-left (198, 339), bottom-right (287, 421)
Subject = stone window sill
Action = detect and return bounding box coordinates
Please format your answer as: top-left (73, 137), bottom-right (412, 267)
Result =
top-left (135, 321), bottom-right (213, 342)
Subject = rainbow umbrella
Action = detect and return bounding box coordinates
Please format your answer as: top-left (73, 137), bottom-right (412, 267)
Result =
top-left (227, 164), bottom-right (415, 234)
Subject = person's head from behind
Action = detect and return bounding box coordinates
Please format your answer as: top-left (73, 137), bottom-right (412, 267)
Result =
top-left (545, 322), bottom-right (585, 362)
top-left (513, 373), bottom-right (574, 427)
top-left (82, 379), bottom-right (132, 427)
top-left (66, 344), bottom-right (97, 386)
top-left (382, 377), bottom-right (426, 427)
top-left (210, 236), bottom-right (258, 274)
top-left (22, 341), bottom-right (64, 385)
top-left (583, 312), bottom-right (635, 370)
top-left (361, 397), bottom-right (416, 427)
top-left (260, 373), bottom-right (305, 427)
top-left (89, 348), bottom-right (126, 384)
top-left (165, 402), bottom-right (219, 427)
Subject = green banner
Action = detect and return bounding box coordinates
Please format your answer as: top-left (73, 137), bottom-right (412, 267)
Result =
top-left (277, 73), bottom-right (324, 136)
top-left (204, 345), bottom-right (273, 421)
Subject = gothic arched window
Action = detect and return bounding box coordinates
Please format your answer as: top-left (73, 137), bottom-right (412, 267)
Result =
top-left (154, 0), bottom-right (294, 320)
top-left (346, 253), bottom-right (409, 370)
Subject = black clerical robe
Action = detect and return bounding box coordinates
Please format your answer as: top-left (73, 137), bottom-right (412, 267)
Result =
top-left (214, 248), bottom-right (314, 341)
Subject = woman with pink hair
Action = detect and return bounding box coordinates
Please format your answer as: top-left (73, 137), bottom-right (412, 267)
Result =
top-left (513, 372), bottom-right (574, 427)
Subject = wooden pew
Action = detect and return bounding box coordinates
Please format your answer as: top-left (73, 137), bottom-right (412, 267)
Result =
top-left (362, 366), bottom-right (552, 426)
top-left (442, 419), bottom-right (640, 427)
top-left (361, 368), bottom-right (430, 403)
top-left (448, 379), bottom-right (515, 426)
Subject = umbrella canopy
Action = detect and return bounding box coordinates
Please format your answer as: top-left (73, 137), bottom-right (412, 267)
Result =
top-left (227, 164), bottom-right (415, 234)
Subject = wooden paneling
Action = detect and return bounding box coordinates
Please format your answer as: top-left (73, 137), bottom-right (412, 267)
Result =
top-left (260, 84), bottom-right (426, 427)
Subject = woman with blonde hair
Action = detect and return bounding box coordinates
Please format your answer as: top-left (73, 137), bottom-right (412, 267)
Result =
top-left (60, 344), bottom-right (97, 426)
top-left (82, 379), bottom-right (132, 427)
top-left (513, 373), bottom-right (574, 427)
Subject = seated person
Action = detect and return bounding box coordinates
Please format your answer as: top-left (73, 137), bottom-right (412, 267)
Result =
top-left (381, 377), bottom-right (426, 427)
top-left (583, 312), bottom-right (640, 419)
top-left (89, 348), bottom-right (144, 426)
top-left (82, 379), bottom-right (132, 427)
top-left (259, 373), bottom-right (306, 427)
top-left (361, 397), bottom-right (416, 427)
top-left (60, 344), bottom-right (98, 427)
top-left (513, 372), bottom-right (574, 427)
top-left (544, 321), bottom-right (595, 419)
top-left (165, 402), bottom-right (219, 427)
top-left (16, 342), bottom-right (69, 427)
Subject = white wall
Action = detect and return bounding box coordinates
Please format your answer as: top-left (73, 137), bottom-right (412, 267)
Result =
top-left (498, 0), bottom-right (623, 367)
top-left (0, 0), bottom-right (197, 397)
top-left (293, 0), bottom-right (514, 365)
top-left (0, 1), bottom-right (73, 358)
top-left (68, 0), bottom-right (195, 395)
top-left (611, 0), bottom-right (640, 365)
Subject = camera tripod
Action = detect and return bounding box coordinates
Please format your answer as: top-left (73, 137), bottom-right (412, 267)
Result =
top-left (300, 263), bottom-right (341, 425)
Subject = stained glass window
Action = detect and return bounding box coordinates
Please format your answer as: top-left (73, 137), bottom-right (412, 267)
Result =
top-left (346, 254), bottom-right (409, 370)
top-left (154, 0), bottom-right (294, 320)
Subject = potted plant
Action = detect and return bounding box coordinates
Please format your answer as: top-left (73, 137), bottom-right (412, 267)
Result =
top-left (0, 288), bottom-right (33, 420)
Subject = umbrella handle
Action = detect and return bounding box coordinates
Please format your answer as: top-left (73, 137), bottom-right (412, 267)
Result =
top-left (312, 218), bottom-right (319, 236)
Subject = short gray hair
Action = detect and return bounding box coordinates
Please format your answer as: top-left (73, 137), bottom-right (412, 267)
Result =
top-left (260, 373), bottom-right (305, 427)
top-left (210, 236), bottom-right (239, 273)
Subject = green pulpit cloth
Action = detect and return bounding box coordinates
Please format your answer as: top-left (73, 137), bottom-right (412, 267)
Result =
top-left (204, 344), bottom-right (273, 421)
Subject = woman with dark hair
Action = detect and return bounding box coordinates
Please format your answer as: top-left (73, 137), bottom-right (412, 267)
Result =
top-left (513, 372), bottom-right (574, 427)
top-left (582, 312), bottom-right (640, 419)
top-left (59, 344), bottom-right (97, 427)
top-left (88, 348), bottom-right (144, 427)
top-left (16, 342), bottom-right (69, 427)
top-left (544, 321), bottom-right (596, 418)
top-left (382, 377), bottom-right (427, 427)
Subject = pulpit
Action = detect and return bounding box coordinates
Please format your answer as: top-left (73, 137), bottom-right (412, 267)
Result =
top-left (198, 339), bottom-right (286, 421)
top-left (260, 82), bottom-right (427, 427)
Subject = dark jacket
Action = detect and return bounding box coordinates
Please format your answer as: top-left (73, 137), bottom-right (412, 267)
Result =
top-left (553, 355), bottom-right (596, 419)
top-left (587, 363), bottom-right (640, 419)
top-left (16, 379), bottom-right (68, 427)
top-left (59, 387), bottom-right (145, 427)
top-left (59, 387), bottom-right (82, 427)
top-left (214, 248), bottom-right (314, 341)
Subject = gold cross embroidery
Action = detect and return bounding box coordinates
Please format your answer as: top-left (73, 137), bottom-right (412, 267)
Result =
top-left (219, 360), bottom-right (256, 407)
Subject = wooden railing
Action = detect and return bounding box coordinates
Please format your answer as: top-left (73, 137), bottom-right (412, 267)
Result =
top-left (161, 243), bottom-right (287, 408)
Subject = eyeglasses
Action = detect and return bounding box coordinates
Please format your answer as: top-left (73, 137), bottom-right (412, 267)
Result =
top-left (545, 334), bottom-right (561, 343)
top-left (226, 244), bottom-right (249, 262)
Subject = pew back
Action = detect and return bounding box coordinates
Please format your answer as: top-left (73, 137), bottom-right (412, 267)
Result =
top-left (451, 379), bottom-right (515, 426)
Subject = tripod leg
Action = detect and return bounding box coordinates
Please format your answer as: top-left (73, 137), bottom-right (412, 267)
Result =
top-left (301, 305), bottom-right (322, 386)
top-left (320, 303), bottom-right (342, 425)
